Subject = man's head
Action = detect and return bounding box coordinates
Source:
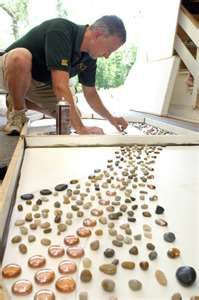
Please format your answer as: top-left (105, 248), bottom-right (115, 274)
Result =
top-left (83, 15), bottom-right (126, 59)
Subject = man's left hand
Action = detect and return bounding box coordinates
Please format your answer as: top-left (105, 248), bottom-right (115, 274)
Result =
top-left (110, 116), bottom-right (128, 132)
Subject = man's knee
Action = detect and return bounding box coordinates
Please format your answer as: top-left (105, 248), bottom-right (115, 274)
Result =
top-left (6, 48), bottom-right (32, 73)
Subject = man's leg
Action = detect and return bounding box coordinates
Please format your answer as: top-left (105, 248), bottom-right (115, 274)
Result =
top-left (4, 48), bottom-right (32, 135)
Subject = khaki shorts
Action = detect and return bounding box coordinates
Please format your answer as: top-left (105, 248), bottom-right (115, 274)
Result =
top-left (0, 53), bottom-right (74, 115)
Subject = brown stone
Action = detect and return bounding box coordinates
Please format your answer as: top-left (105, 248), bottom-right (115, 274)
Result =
top-left (55, 276), bottom-right (76, 293)
top-left (28, 255), bottom-right (46, 268)
top-left (58, 260), bottom-right (77, 274)
top-left (12, 279), bottom-right (32, 295)
top-left (2, 264), bottom-right (21, 278)
top-left (34, 269), bottom-right (55, 284)
top-left (67, 246), bottom-right (84, 258)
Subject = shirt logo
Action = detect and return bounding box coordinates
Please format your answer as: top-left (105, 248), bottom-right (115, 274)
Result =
top-left (79, 63), bottom-right (87, 71)
top-left (61, 59), bottom-right (69, 66)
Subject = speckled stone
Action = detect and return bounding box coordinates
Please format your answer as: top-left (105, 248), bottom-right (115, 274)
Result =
top-left (148, 251), bottom-right (158, 260)
top-left (146, 243), bottom-right (155, 251)
top-left (101, 279), bottom-right (115, 292)
top-left (155, 270), bottom-right (167, 286)
top-left (19, 243), bottom-right (27, 254)
top-left (121, 261), bottom-right (135, 270)
top-left (99, 264), bottom-right (117, 275)
top-left (80, 269), bottom-right (92, 282)
top-left (95, 229), bottom-right (103, 236)
top-left (163, 232), bottom-right (176, 243)
top-left (129, 246), bottom-right (139, 255)
top-left (176, 266), bottom-right (197, 287)
top-left (28, 235), bottom-right (36, 243)
top-left (104, 248), bottom-right (115, 258)
top-left (128, 279), bottom-right (142, 291)
top-left (11, 235), bottom-right (22, 243)
top-left (171, 293), bottom-right (182, 300)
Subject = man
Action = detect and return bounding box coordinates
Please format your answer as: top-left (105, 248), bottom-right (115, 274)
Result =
top-left (0, 15), bottom-right (128, 135)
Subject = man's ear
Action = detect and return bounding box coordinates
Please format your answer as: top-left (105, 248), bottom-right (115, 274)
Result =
top-left (94, 30), bottom-right (104, 40)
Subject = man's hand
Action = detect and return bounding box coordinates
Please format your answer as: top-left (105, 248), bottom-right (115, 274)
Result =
top-left (110, 116), bottom-right (128, 132)
top-left (76, 125), bottom-right (104, 135)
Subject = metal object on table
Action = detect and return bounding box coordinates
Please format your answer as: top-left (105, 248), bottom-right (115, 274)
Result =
top-left (56, 99), bottom-right (71, 135)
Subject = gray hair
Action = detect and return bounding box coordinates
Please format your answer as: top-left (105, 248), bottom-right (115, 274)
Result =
top-left (90, 15), bottom-right (126, 44)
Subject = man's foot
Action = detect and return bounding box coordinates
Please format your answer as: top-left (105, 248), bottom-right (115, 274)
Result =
top-left (4, 110), bottom-right (27, 135)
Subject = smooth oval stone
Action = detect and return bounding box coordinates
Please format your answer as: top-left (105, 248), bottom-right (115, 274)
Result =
top-left (155, 270), bottom-right (167, 286)
top-left (121, 261), bottom-right (135, 270)
top-left (28, 255), bottom-right (46, 268)
top-left (104, 248), bottom-right (115, 258)
top-left (171, 293), bottom-right (182, 300)
top-left (19, 243), bottom-right (28, 254)
top-left (55, 184), bottom-right (68, 191)
top-left (34, 269), bottom-right (55, 284)
top-left (82, 257), bottom-right (92, 268)
top-left (79, 291), bottom-right (88, 300)
top-left (129, 246), bottom-right (139, 255)
top-left (34, 289), bottom-right (55, 300)
top-left (99, 264), bottom-right (117, 275)
top-left (101, 279), bottom-right (115, 292)
top-left (83, 218), bottom-right (96, 227)
top-left (90, 240), bottom-right (100, 251)
top-left (67, 246), bottom-right (84, 258)
top-left (112, 240), bottom-right (123, 247)
top-left (80, 269), bottom-right (92, 282)
top-left (163, 232), bottom-right (176, 243)
top-left (15, 219), bottom-right (25, 226)
top-left (155, 205), bottom-right (165, 214)
top-left (12, 279), bottom-right (32, 295)
top-left (176, 266), bottom-right (197, 286)
top-left (139, 261), bottom-right (149, 271)
top-left (48, 245), bottom-right (65, 257)
top-left (143, 211), bottom-right (151, 217)
top-left (95, 229), bottom-right (103, 236)
top-left (58, 260), bottom-right (77, 274)
top-left (20, 193), bottom-right (34, 200)
top-left (11, 235), bottom-right (22, 243)
top-left (55, 276), bottom-right (76, 293)
top-left (40, 189), bottom-right (52, 195)
top-left (76, 227), bottom-right (91, 237)
top-left (146, 243), bottom-right (155, 251)
top-left (155, 218), bottom-right (168, 226)
top-left (2, 264), bottom-right (21, 278)
top-left (128, 279), bottom-right (142, 291)
top-left (41, 238), bottom-right (51, 246)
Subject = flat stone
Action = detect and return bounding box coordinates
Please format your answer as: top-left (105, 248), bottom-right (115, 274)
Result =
top-left (40, 189), bottom-right (52, 195)
top-left (101, 279), bottom-right (115, 292)
top-left (99, 264), bottom-right (117, 275)
top-left (146, 243), bottom-right (155, 250)
top-left (155, 218), bottom-right (168, 227)
top-left (112, 240), bottom-right (123, 247)
top-left (176, 266), bottom-right (197, 287)
top-left (55, 184), bottom-right (68, 191)
top-left (134, 234), bottom-right (142, 241)
top-left (128, 279), bottom-right (142, 291)
top-left (20, 193), bottom-right (34, 200)
top-left (155, 270), bottom-right (167, 286)
top-left (163, 232), bottom-right (176, 243)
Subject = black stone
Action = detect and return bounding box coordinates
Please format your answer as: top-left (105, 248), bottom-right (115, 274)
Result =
top-left (40, 189), bottom-right (52, 195)
top-left (54, 184), bottom-right (68, 191)
top-left (20, 193), bottom-right (34, 200)
top-left (104, 248), bottom-right (115, 258)
top-left (176, 266), bottom-right (197, 286)
top-left (163, 232), bottom-right (176, 243)
top-left (128, 217), bottom-right (136, 222)
top-left (155, 205), bottom-right (165, 214)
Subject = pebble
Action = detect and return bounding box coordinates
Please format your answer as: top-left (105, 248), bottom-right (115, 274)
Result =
top-left (128, 279), bottom-right (142, 291)
top-left (112, 259), bottom-right (119, 266)
top-left (139, 261), bottom-right (149, 270)
top-left (112, 240), bottom-right (123, 247)
top-left (20, 226), bottom-right (28, 235)
top-left (124, 236), bottom-right (132, 244)
top-left (12, 279), bottom-right (32, 295)
top-left (41, 238), bottom-right (51, 246)
top-left (104, 248), bottom-right (115, 258)
top-left (19, 243), bottom-right (27, 254)
top-left (25, 213), bottom-right (33, 222)
top-left (40, 222), bottom-right (51, 229)
top-left (146, 242), bottom-right (155, 250)
top-left (28, 235), bottom-right (36, 243)
top-left (58, 223), bottom-right (67, 232)
top-left (55, 276), bottom-right (76, 293)
top-left (149, 251), bottom-right (158, 260)
top-left (143, 211), bottom-right (152, 217)
top-left (109, 296), bottom-right (118, 300)
top-left (167, 248), bottom-right (180, 258)
top-left (143, 224), bottom-right (152, 232)
top-left (79, 292), bottom-right (88, 300)
top-left (40, 189), bottom-right (52, 195)
top-left (20, 193), bottom-right (34, 200)
top-left (171, 293), bottom-right (182, 300)
top-left (121, 261), bottom-right (135, 270)
top-left (95, 229), bottom-right (103, 236)
top-left (30, 223), bottom-right (37, 230)
top-left (99, 217), bottom-right (107, 225)
top-left (155, 218), bottom-right (168, 227)
top-left (134, 234), bottom-right (142, 241)
top-left (82, 257), bottom-right (92, 268)
top-left (90, 240), bottom-right (100, 251)
top-left (2, 264), bottom-right (22, 278)
top-left (176, 266), bottom-right (197, 286)
top-left (109, 229), bottom-right (117, 236)
top-left (99, 264), bottom-right (117, 275)
top-left (17, 204), bottom-right (23, 211)
top-left (129, 246), bottom-right (139, 255)
top-left (55, 184), bottom-right (68, 191)
top-left (163, 232), bottom-right (176, 243)
top-left (80, 269), bottom-right (92, 282)
top-left (15, 219), bottom-right (25, 226)
top-left (155, 205), bottom-right (165, 214)
top-left (155, 270), bottom-right (167, 286)
top-left (11, 235), bottom-right (22, 243)
top-left (101, 279), bottom-right (115, 292)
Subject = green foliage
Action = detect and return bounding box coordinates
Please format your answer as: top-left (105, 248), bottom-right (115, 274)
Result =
top-left (56, 0), bottom-right (68, 18)
top-left (0, 0), bottom-right (29, 39)
top-left (96, 45), bottom-right (137, 89)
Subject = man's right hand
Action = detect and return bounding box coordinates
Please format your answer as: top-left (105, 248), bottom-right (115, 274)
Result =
top-left (76, 125), bottom-right (104, 135)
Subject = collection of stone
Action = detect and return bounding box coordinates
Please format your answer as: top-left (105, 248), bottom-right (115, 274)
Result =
top-left (133, 122), bottom-right (174, 135)
top-left (2, 145), bottom-right (198, 299)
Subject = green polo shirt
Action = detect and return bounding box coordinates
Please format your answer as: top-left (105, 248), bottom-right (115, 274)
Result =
top-left (6, 18), bottom-right (97, 86)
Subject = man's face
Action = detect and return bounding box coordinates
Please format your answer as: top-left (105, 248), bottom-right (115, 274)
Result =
top-left (88, 33), bottom-right (123, 59)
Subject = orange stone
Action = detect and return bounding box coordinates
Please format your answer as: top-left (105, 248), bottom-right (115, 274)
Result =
top-left (34, 269), bottom-right (55, 284)
top-left (34, 289), bottom-right (55, 300)
top-left (48, 245), bottom-right (65, 257)
top-left (58, 260), bottom-right (77, 274)
top-left (12, 279), bottom-right (32, 295)
top-left (64, 235), bottom-right (80, 246)
top-left (67, 246), bottom-right (84, 258)
top-left (55, 276), bottom-right (76, 293)
top-left (76, 227), bottom-right (91, 237)
top-left (83, 218), bottom-right (97, 227)
top-left (90, 208), bottom-right (103, 216)
top-left (28, 255), bottom-right (46, 268)
top-left (2, 264), bottom-right (21, 278)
